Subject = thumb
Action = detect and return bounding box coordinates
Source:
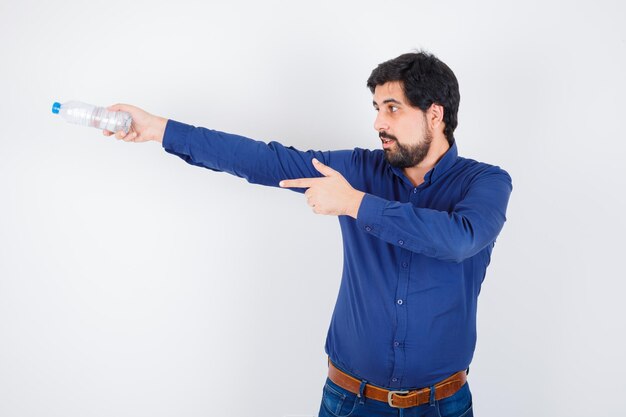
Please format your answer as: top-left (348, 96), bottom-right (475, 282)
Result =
top-left (106, 103), bottom-right (133, 112)
top-left (312, 158), bottom-right (336, 177)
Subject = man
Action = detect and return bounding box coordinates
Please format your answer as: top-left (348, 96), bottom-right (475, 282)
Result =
top-left (104, 51), bottom-right (512, 417)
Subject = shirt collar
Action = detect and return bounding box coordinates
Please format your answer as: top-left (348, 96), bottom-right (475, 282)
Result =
top-left (389, 141), bottom-right (458, 186)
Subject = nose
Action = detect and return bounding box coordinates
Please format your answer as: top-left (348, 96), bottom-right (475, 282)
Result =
top-left (374, 111), bottom-right (389, 132)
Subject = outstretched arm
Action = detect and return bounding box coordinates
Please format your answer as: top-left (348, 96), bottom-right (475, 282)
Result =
top-left (102, 103), bottom-right (354, 192)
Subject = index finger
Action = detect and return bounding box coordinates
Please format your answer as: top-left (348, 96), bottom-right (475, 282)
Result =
top-left (279, 177), bottom-right (320, 188)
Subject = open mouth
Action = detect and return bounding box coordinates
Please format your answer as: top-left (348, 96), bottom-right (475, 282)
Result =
top-left (381, 136), bottom-right (395, 148)
top-left (380, 132), bottom-right (396, 144)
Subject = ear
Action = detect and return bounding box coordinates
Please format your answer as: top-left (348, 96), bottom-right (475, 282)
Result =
top-left (427, 103), bottom-right (445, 130)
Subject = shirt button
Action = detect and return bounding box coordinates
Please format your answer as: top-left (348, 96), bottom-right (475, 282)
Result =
top-left (397, 299), bottom-right (403, 305)
top-left (413, 189), bottom-right (417, 194)
top-left (365, 226), bottom-right (372, 232)
top-left (402, 262), bottom-right (408, 268)
top-left (394, 341), bottom-right (400, 347)
top-left (392, 378), bottom-right (398, 382)
top-left (398, 240), bottom-right (404, 245)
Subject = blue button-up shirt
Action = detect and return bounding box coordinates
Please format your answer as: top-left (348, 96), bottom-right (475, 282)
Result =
top-left (162, 119), bottom-right (512, 389)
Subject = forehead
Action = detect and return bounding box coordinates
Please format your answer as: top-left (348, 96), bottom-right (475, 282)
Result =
top-left (373, 81), bottom-right (407, 104)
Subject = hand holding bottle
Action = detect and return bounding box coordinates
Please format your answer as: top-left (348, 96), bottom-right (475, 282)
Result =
top-left (102, 103), bottom-right (168, 143)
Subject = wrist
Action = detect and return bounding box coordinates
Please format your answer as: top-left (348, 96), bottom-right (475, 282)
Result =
top-left (152, 116), bottom-right (168, 143)
top-left (348, 191), bottom-right (365, 219)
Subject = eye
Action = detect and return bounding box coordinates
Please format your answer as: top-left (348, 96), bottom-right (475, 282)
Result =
top-left (390, 106), bottom-right (398, 113)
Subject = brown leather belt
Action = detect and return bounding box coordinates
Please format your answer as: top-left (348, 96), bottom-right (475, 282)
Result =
top-left (328, 361), bottom-right (467, 409)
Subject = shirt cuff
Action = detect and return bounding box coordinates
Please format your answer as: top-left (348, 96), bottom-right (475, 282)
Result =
top-left (162, 119), bottom-right (195, 155)
top-left (356, 193), bottom-right (387, 236)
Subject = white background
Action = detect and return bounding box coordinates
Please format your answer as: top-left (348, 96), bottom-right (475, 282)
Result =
top-left (1, 0), bottom-right (625, 416)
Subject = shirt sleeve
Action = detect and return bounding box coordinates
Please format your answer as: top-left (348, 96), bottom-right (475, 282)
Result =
top-left (355, 166), bottom-right (513, 263)
top-left (161, 119), bottom-right (353, 193)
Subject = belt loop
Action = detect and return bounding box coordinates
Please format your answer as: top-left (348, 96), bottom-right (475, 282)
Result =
top-left (357, 380), bottom-right (367, 405)
top-left (429, 384), bottom-right (436, 407)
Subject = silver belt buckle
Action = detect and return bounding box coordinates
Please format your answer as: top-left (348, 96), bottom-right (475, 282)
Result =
top-left (387, 390), bottom-right (410, 408)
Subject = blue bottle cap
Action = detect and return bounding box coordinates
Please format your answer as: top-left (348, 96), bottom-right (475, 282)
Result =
top-left (52, 102), bottom-right (61, 114)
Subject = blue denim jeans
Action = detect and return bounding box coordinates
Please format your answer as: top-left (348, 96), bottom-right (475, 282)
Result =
top-left (317, 376), bottom-right (473, 417)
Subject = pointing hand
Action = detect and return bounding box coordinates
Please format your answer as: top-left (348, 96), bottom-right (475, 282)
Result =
top-left (279, 158), bottom-right (365, 218)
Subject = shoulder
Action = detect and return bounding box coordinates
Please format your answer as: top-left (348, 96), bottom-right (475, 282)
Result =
top-left (338, 148), bottom-right (392, 190)
top-left (448, 156), bottom-right (513, 198)
top-left (344, 147), bottom-right (388, 170)
top-left (455, 155), bottom-right (512, 183)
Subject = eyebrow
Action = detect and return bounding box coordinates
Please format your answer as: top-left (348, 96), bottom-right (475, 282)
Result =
top-left (372, 98), bottom-right (403, 107)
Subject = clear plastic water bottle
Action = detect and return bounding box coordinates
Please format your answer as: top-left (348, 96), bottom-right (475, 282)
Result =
top-left (52, 100), bottom-right (132, 133)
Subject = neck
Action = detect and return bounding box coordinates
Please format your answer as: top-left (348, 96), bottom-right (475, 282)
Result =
top-left (403, 138), bottom-right (451, 187)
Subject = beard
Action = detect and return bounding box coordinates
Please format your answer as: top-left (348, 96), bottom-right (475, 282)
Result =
top-left (382, 126), bottom-right (433, 169)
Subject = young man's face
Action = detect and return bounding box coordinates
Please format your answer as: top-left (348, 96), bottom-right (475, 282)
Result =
top-left (372, 81), bottom-right (433, 168)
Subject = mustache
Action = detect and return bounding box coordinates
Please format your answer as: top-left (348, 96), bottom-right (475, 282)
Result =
top-left (379, 131), bottom-right (398, 141)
